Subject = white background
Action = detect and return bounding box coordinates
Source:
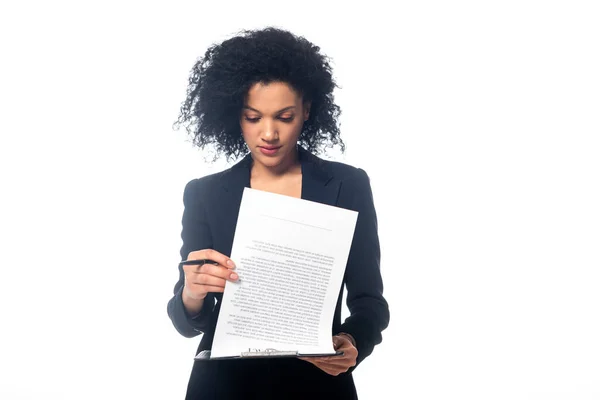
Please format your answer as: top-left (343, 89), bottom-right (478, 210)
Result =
top-left (1, 1), bottom-right (599, 399)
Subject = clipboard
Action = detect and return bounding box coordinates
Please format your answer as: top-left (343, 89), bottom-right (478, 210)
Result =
top-left (194, 350), bottom-right (344, 361)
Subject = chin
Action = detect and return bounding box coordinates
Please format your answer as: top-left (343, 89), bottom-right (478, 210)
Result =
top-left (256, 155), bottom-right (283, 167)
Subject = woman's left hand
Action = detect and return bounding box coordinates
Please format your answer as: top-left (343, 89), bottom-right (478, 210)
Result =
top-left (299, 334), bottom-right (358, 376)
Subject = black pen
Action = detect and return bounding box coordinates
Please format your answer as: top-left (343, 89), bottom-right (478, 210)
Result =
top-left (179, 259), bottom-right (221, 267)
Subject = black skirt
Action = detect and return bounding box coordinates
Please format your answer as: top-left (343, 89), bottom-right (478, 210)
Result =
top-left (185, 357), bottom-right (358, 399)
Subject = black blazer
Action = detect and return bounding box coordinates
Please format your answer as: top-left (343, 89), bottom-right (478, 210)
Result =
top-left (167, 147), bottom-right (390, 399)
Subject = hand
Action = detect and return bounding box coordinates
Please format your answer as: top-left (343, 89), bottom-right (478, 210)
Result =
top-left (182, 249), bottom-right (238, 301)
top-left (299, 334), bottom-right (358, 376)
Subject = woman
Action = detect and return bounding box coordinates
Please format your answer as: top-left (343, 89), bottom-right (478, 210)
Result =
top-left (167, 27), bottom-right (389, 399)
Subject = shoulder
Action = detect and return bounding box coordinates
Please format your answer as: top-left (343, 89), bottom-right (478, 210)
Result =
top-left (316, 156), bottom-right (372, 187)
top-left (182, 169), bottom-right (228, 204)
top-left (312, 155), bottom-right (376, 211)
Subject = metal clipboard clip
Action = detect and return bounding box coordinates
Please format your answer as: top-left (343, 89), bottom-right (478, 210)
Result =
top-left (194, 349), bottom-right (344, 361)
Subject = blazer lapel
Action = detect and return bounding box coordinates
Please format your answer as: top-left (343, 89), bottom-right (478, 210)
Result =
top-left (219, 146), bottom-right (341, 206)
top-left (298, 147), bottom-right (340, 207)
top-left (214, 153), bottom-right (252, 265)
top-left (220, 152), bottom-right (252, 196)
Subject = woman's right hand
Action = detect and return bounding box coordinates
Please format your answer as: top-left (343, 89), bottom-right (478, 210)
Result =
top-left (182, 249), bottom-right (238, 301)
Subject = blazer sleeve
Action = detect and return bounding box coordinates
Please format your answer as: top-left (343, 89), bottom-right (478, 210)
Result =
top-left (167, 178), bottom-right (216, 338)
top-left (338, 168), bottom-right (390, 369)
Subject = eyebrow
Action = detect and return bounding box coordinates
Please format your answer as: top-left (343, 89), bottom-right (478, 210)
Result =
top-left (243, 106), bottom-right (296, 114)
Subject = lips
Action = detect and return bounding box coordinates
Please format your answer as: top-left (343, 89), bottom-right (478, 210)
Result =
top-left (259, 146), bottom-right (282, 156)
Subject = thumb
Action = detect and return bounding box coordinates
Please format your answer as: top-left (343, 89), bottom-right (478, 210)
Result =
top-left (332, 335), bottom-right (345, 349)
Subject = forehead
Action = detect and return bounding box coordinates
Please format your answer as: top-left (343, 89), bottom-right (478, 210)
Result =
top-left (244, 81), bottom-right (302, 111)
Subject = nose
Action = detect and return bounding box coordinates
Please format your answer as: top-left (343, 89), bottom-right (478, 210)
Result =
top-left (261, 119), bottom-right (278, 142)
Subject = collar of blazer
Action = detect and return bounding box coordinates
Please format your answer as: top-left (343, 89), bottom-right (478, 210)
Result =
top-left (219, 146), bottom-right (341, 207)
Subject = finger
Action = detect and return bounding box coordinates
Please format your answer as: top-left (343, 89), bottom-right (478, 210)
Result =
top-left (332, 351), bottom-right (357, 365)
top-left (198, 263), bottom-right (240, 281)
top-left (310, 357), bottom-right (354, 367)
top-left (333, 335), bottom-right (356, 351)
top-left (298, 358), bottom-right (352, 375)
top-left (188, 249), bottom-right (236, 269)
top-left (182, 262), bottom-right (219, 275)
top-left (332, 336), bottom-right (346, 349)
top-left (298, 352), bottom-right (348, 362)
top-left (183, 261), bottom-right (238, 281)
top-left (299, 354), bottom-right (348, 364)
top-left (190, 274), bottom-right (227, 287)
top-left (306, 348), bottom-right (356, 365)
top-left (189, 283), bottom-right (225, 294)
top-left (334, 343), bottom-right (357, 357)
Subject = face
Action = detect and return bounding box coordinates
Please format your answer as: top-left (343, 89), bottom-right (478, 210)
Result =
top-left (240, 81), bottom-right (310, 171)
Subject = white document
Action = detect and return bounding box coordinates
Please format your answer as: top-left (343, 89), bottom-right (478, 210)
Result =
top-left (208, 187), bottom-right (358, 359)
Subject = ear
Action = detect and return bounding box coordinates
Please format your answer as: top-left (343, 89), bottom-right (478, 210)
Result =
top-left (303, 101), bottom-right (311, 121)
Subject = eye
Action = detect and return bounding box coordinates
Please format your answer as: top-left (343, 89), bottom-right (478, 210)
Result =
top-left (278, 115), bottom-right (294, 123)
top-left (244, 116), bottom-right (260, 123)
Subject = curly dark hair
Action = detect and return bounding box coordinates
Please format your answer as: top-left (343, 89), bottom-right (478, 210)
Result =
top-left (173, 27), bottom-right (344, 161)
